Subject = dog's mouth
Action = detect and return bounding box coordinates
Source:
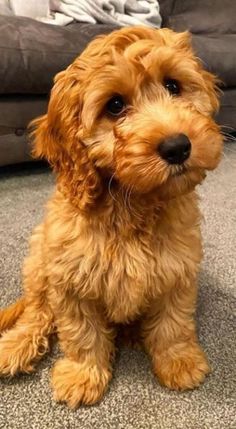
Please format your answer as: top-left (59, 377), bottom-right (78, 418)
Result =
top-left (170, 164), bottom-right (188, 177)
top-left (152, 163), bottom-right (206, 200)
top-left (169, 163), bottom-right (206, 182)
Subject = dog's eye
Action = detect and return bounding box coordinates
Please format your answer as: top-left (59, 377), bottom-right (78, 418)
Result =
top-left (106, 95), bottom-right (126, 117)
top-left (164, 79), bottom-right (181, 96)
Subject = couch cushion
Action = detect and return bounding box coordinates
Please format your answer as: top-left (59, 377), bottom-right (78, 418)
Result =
top-left (0, 16), bottom-right (116, 94)
top-left (158, 0), bottom-right (175, 27)
top-left (0, 95), bottom-right (48, 166)
top-left (191, 34), bottom-right (236, 87)
top-left (0, 95), bottom-right (47, 133)
top-left (163, 0), bottom-right (236, 34)
top-left (216, 88), bottom-right (236, 131)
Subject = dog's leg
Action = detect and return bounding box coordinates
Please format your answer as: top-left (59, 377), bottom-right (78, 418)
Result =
top-left (142, 282), bottom-right (210, 390)
top-left (0, 302), bottom-right (53, 375)
top-left (0, 224), bottom-right (54, 375)
top-left (51, 294), bottom-right (115, 408)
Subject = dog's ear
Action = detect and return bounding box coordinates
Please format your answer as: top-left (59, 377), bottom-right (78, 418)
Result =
top-left (175, 31), bottom-right (220, 114)
top-left (173, 31), bottom-right (192, 50)
top-left (160, 28), bottom-right (192, 51)
top-left (30, 69), bottom-right (102, 211)
top-left (161, 29), bottom-right (220, 114)
top-left (200, 69), bottom-right (220, 114)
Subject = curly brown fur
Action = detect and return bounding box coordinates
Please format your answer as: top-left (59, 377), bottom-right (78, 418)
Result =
top-left (0, 27), bottom-right (222, 408)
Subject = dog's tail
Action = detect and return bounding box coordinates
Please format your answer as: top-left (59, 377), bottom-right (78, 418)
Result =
top-left (0, 297), bottom-right (26, 332)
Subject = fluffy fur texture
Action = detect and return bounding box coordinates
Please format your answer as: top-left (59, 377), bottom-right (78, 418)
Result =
top-left (0, 27), bottom-right (222, 408)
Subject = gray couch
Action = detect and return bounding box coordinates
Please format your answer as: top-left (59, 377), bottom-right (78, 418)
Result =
top-left (0, 0), bottom-right (235, 166)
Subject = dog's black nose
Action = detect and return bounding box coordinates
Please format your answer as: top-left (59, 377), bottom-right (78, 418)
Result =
top-left (158, 134), bottom-right (191, 165)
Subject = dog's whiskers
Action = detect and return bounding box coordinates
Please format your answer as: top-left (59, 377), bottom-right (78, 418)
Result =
top-left (221, 125), bottom-right (236, 133)
top-left (122, 185), bottom-right (136, 218)
top-left (124, 186), bottom-right (130, 209)
top-left (127, 185), bottom-right (142, 220)
top-left (222, 132), bottom-right (236, 143)
top-left (108, 173), bottom-right (119, 203)
top-left (120, 182), bottom-right (145, 221)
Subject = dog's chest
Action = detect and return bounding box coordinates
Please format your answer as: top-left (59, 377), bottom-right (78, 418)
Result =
top-left (70, 222), bottom-right (184, 324)
top-left (52, 220), bottom-right (164, 323)
top-left (81, 214), bottom-right (200, 323)
top-left (47, 194), bottom-right (201, 324)
top-left (99, 232), bottom-right (161, 322)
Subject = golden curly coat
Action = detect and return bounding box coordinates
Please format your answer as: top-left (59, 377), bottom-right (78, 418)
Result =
top-left (0, 26), bottom-right (222, 408)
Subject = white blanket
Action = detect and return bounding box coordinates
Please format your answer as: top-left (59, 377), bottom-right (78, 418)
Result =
top-left (2, 0), bottom-right (161, 28)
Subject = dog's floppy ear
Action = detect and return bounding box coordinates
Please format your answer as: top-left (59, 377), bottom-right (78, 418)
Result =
top-left (160, 28), bottom-right (192, 51)
top-left (173, 31), bottom-right (192, 50)
top-left (30, 69), bottom-right (102, 211)
top-left (175, 31), bottom-right (220, 114)
top-left (161, 29), bottom-right (220, 114)
top-left (200, 69), bottom-right (220, 114)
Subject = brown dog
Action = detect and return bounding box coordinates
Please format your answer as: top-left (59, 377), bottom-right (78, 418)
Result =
top-left (0, 26), bottom-right (222, 408)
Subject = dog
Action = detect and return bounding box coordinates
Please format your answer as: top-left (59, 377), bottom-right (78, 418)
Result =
top-left (0, 26), bottom-right (222, 408)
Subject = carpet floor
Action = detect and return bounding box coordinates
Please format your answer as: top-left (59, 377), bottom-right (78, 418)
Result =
top-left (0, 145), bottom-right (235, 429)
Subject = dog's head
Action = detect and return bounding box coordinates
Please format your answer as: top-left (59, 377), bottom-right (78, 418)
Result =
top-left (32, 27), bottom-right (223, 209)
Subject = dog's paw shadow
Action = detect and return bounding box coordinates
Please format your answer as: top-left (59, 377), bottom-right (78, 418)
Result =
top-left (111, 344), bottom-right (152, 394)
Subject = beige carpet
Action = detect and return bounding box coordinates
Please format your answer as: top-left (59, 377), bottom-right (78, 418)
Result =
top-left (0, 145), bottom-right (235, 429)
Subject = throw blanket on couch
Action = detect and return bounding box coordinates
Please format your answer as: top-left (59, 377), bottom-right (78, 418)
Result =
top-left (0, 0), bottom-right (161, 27)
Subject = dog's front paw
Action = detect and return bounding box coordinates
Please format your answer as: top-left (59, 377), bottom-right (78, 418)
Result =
top-left (0, 336), bottom-right (35, 376)
top-left (51, 358), bottom-right (111, 408)
top-left (153, 341), bottom-right (210, 391)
